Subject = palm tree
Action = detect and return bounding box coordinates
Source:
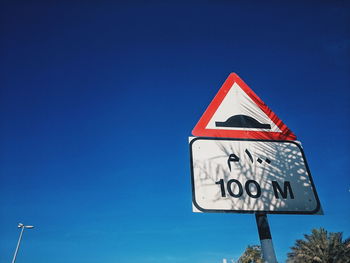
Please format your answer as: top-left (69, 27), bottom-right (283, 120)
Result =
top-left (237, 245), bottom-right (263, 263)
top-left (287, 228), bottom-right (350, 263)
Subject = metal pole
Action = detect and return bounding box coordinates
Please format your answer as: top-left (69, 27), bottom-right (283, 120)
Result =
top-left (255, 213), bottom-right (278, 263)
top-left (11, 226), bottom-right (25, 263)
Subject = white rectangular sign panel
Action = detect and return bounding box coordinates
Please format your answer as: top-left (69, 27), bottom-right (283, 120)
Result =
top-left (189, 137), bottom-right (321, 214)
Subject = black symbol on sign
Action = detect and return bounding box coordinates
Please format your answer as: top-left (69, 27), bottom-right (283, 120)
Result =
top-left (227, 150), bottom-right (271, 171)
top-left (257, 158), bottom-right (271, 164)
top-left (245, 149), bottom-right (271, 164)
top-left (227, 154), bottom-right (240, 171)
top-left (245, 149), bottom-right (254, 163)
top-left (215, 114), bottom-right (271, 129)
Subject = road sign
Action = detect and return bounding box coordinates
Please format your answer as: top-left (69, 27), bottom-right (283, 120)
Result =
top-left (189, 137), bottom-right (321, 214)
top-left (192, 73), bottom-right (296, 140)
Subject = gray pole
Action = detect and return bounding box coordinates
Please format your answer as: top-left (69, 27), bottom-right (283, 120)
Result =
top-left (11, 226), bottom-right (24, 263)
top-left (255, 213), bottom-right (278, 263)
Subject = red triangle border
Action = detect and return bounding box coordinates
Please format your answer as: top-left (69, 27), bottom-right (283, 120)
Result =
top-left (192, 73), bottom-right (297, 140)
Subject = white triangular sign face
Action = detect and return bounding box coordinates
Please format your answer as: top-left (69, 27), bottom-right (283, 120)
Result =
top-left (205, 82), bottom-right (281, 132)
top-left (192, 73), bottom-right (296, 140)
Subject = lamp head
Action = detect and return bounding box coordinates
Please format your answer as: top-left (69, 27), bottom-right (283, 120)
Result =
top-left (17, 223), bottom-right (34, 229)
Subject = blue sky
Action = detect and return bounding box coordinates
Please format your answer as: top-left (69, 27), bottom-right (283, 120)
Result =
top-left (1, 1), bottom-right (349, 262)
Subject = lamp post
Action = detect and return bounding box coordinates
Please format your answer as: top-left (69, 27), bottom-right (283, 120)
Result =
top-left (11, 223), bottom-right (34, 263)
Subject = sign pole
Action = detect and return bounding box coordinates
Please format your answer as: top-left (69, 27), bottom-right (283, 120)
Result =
top-left (255, 213), bottom-right (278, 263)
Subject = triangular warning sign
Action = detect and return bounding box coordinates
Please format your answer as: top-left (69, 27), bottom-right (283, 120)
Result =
top-left (192, 73), bottom-right (296, 140)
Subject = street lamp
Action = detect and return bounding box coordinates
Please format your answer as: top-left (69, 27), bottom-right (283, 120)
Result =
top-left (11, 223), bottom-right (34, 263)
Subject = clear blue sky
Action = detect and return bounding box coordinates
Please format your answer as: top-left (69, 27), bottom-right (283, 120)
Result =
top-left (1, 1), bottom-right (349, 262)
